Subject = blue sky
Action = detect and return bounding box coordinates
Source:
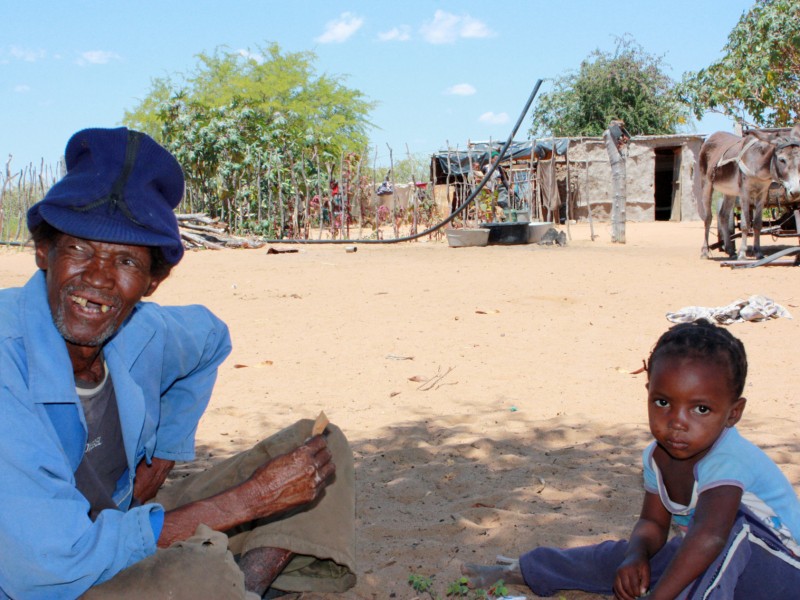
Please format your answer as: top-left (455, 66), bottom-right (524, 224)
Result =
top-left (2, 1), bottom-right (755, 169)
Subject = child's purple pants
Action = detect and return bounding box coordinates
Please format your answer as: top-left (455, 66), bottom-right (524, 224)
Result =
top-left (519, 510), bottom-right (800, 598)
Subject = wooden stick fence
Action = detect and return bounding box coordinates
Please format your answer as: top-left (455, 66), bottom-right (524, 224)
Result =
top-left (0, 143), bottom-right (479, 247)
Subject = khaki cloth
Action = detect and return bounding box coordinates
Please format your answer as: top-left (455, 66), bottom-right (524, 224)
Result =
top-left (83, 420), bottom-right (356, 599)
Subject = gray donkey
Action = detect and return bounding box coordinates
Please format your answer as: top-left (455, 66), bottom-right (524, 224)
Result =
top-left (698, 124), bottom-right (800, 259)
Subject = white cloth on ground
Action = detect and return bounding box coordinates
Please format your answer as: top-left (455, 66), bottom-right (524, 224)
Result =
top-left (666, 295), bottom-right (791, 325)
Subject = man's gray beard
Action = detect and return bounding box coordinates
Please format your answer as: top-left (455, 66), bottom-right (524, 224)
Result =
top-left (53, 305), bottom-right (116, 347)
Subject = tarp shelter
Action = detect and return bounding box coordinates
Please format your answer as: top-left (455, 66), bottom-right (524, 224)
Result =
top-left (431, 139), bottom-right (569, 183)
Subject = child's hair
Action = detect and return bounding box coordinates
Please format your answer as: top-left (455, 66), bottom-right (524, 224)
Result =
top-left (647, 320), bottom-right (748, 398)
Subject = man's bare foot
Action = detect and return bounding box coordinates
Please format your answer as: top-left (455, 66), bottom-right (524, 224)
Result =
top-left (460, 561), bottom-right (524, 588)
top-left (238, 547), bottom-right (293, 596)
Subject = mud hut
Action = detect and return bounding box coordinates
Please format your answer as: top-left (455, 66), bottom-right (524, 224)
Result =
top-left (432, 134), bottom-right (705, 224)
top-left (570, 133), bottom-right (704, 222)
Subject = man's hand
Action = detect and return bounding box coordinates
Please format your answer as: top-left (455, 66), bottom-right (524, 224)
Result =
top-left (614, 553), bottom-right (650, 600)
top-left (158, 435), bottom-right (334, 547)
top-left (134, 456), bottom-right (175, 504)
top-left (241, 434), bottom-right (334, 516)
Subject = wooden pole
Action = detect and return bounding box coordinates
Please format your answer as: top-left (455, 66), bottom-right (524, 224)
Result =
top-left (289, 150), bottom-right (300, 238)
top-left (335, 152), bottom-right (344, 239)
top-left (354, 149), bottom-right (365, 239)
top-left (488, 137), bottom-right (498, 223)
top-left (527, 149), bottom-right (536, 221)
top-left (406, 143), bottom-right (418, 237)
top-left (585, 145), bottom-right (597, 241)
top-left (604, 125), bottom-right (627, 243)
top-left (345, 153), bottom-right (352, 240)
top-left (550, 137), bottom-right (557, 226)
top-left (317, 159), bottom-right (327, 241)
top-left (466, 144), bottom-right (477, 226)
top-left (445, 140), bottom-right (452, 224)
top-left (372, 146), bottom-right (380, 239)
top-left (256, 158), bottom-right (263, 225)
top-left (278, 158), bottom-right (285, 239)
top-left (565, 143), bottom-right (572, 241)
top-left (386, 143), bottom-right (398, 239)
top-left (535, 141), bottom-right (543, 222)
top-left (314, 149), bottom-right (323, 240)
top-left (266, 153), bottom-right (274, 237)
top-left (0, 155), bottom-right (12, 238)
top-left (300, 149), bottom-right (311, 239)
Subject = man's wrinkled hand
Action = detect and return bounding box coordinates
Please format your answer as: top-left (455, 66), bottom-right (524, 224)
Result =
top-left (244, 435), bottom-right (335, 518)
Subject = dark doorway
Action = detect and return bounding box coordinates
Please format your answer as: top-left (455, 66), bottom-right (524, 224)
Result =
top-left (654, 147), bottom-right (680, 221)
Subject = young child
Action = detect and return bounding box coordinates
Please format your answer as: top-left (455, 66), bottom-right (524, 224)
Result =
top-left (463, 320), bottom-right (800, 598)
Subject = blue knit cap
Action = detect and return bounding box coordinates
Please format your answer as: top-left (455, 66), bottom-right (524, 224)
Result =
top-left (27, 127), bottom-right (185, 264)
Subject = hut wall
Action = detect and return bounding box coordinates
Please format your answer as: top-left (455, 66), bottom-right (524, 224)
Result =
top-left (683, 140), bottom-right (703, 221)
top-left (566, 135), bottom-right (703, 223)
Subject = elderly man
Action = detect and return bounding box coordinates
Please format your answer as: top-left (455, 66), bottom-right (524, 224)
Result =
top-left (0, 128), bottom-right (355, 599)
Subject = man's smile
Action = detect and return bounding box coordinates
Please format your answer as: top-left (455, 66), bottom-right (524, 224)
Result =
top-left (70, 294), bottom-right (114, 314)
top-left (53, 284), bottom-right (127, 347)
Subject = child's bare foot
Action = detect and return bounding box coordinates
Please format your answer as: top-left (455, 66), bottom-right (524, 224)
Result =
top-left (460, 561), bottom-right (524, 588)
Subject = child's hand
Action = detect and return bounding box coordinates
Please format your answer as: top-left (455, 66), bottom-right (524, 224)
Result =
top-left (613, 554), bottom-right (650, 600)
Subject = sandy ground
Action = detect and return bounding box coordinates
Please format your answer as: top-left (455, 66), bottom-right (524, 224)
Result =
top-left (3, 221), bottom-right (800, 599)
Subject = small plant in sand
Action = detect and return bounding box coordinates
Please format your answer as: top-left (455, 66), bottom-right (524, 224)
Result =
top-left (408, 573), bottom-right (437, 598)
top-left (407, 573), bottom-right (509, 599)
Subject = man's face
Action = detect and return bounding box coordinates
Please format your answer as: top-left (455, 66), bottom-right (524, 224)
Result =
top-left (35, 234), bottom-right (164, 348)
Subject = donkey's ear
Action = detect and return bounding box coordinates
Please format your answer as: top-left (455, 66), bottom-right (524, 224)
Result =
top-left (747, 128), bottom-right (780, 143)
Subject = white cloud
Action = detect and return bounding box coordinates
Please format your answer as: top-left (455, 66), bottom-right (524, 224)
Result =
top-left (9, 46), bottom-right (46, 62)
top-left (446, 83), bottom-right (476, 96)
top-left (315, 12), bottom-right (364, 43)
top-left (420, 10), bottom-right (493, 44)
top-left (459, 16), bottom-right (492, 39)
top-left (479, 111), bottom-right (509, 125)
top-left (378, 26), bottom-right (411, 42)
top-left (13, 84), bottom-right (31, 93)
top-left (76, 50), bottom-right (121, 66)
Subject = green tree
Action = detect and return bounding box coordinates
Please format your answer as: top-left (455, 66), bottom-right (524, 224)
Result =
top-left (158, 98), bottom-right (272, 228)
top-left (125, 77), bottom-right (174, 140)
top-left (679, 0), bottom-right (800, 127)
top-left (125, 42), bottom-right (375, 154)
top-left (123, 43), bottom-right (375, 237)
top-left (529, 36), bottom-right (691, 137)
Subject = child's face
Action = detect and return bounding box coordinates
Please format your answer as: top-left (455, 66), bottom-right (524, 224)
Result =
top-left (647, 355), bottom-right (746, 463)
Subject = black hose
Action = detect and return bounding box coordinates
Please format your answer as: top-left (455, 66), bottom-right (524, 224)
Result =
top-left (263, 79), bottom-right (543, 245)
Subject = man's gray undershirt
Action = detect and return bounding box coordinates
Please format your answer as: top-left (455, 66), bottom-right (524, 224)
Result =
top-left (73, 363), bottom-right (128, 521)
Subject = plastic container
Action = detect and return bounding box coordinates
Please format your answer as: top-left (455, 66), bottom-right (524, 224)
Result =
top-left (445, 228), bottom-right (490, 247)
top-left (528, 222), bottom-right (553, 243)
top-left (479, 222), bottom-right (530, 245)
top-left (512, 209), bottom-right (530, 223)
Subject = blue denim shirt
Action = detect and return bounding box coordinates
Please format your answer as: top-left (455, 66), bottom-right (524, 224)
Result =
top-left (0, 271), bottom-right (232, 599)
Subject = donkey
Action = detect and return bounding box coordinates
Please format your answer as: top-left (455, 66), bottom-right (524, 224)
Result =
top-left (698, 124), bottom-right (800, 259)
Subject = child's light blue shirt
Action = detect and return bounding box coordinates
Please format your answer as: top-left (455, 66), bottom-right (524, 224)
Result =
top-left (644, 426), bottom-right (800, 554)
